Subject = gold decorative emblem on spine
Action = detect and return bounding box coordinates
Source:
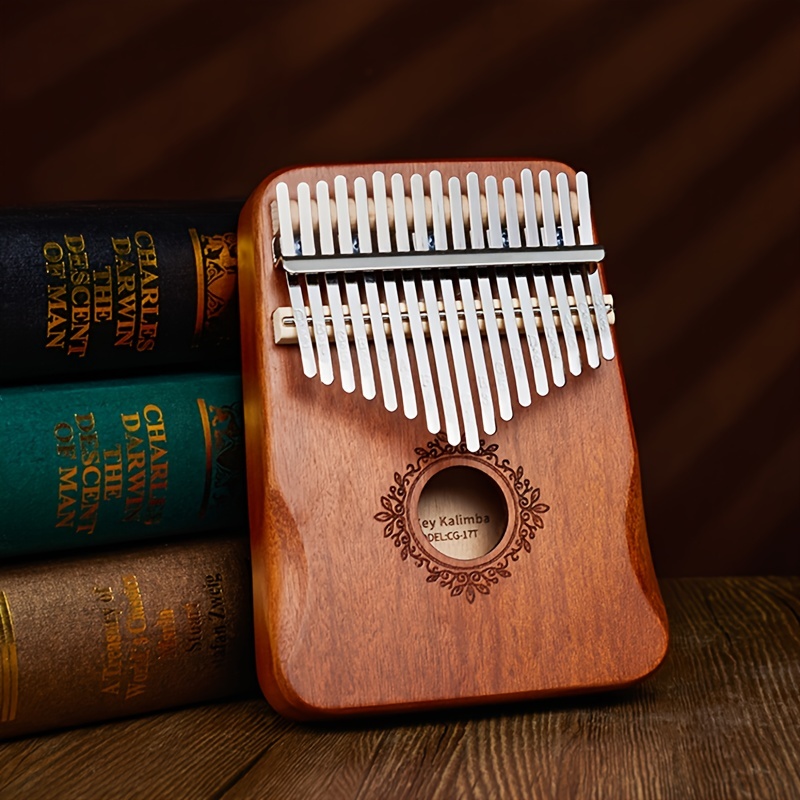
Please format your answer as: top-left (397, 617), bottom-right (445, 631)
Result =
top-left (195, 397), bottom-right (245, 518)
top-left (190, 229), bottom-right (238, 345)
top-left (0, 591), bottom-right (19, 723)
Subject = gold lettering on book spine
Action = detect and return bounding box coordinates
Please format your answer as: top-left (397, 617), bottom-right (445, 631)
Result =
top-left (190, 229), bottom-right (237, 345)
top-left (197, 398), bottom-right (213, 517)
top-left (0, 592), bottom-right (19, 723)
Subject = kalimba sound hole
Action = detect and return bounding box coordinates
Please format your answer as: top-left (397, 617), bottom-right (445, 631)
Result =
top-left (417, 466), bottom-right (509, 560)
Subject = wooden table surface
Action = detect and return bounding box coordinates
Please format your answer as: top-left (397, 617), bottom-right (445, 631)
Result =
top-left (1, 577), bottom-right (797, 799)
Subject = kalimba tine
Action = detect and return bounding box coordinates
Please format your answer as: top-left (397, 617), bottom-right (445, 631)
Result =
top-left (239, 160), bottom-right (668, 719)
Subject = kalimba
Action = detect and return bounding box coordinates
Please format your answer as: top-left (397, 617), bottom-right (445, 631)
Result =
top-left (238, 160), bottom-right (668, 719)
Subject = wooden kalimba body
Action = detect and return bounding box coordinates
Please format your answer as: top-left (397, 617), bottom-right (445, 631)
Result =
top-left (238, 160), bottom-right (668, 719)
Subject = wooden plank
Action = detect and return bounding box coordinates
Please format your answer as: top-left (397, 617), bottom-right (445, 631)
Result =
top-left (0, 577), bottom-right (796, 799)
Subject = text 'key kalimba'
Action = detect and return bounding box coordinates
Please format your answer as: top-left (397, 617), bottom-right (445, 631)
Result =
top-left (271, 167), bottom-right (616, 452)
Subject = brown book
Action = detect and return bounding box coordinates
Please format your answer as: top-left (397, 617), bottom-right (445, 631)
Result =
top-left (0, 533), bottom-right (255, 739)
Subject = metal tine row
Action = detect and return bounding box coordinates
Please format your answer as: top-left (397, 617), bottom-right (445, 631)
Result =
top-left (448, 176), bottom-right (497, 440)
top-left (334, 175), bottom-right (375, 401)
top-left (558, 173), bottom-right (600, 369)
top-left (520, 170), bottom-right (565, 386)
top-left (410, 173), bottom-right (462, 447)
top-left (505, 177), bottom-right (546, 389)
top-left (355, 176), bottom-right (397, 412)
top-left (274, 168), bottom-right (614, 451)
top-left (486, 176), bottom-right (533, 407)
top-left (297, 182), bottom-right (333, 386)
top-left (276, 181), bottom-right (316, 380)
top-left (465, 173), bottom-right (512, 426)
top-left (317, 181), bottom-right (355, 392)
top-left (540, 171), bottom-right (582, 377)
top-left (392, 174), bottom-right (438, 433)
top-left (577, 172), bottom-right (615, 360)
top-left (374, 173), bottom-right (417, 419)
top-left (427, 172), bottom-right (478, 451)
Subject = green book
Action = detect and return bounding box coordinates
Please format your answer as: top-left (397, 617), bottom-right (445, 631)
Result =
top-left (0, 372), bottom-right (246, 557)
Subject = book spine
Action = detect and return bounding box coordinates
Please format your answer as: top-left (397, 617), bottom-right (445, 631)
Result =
top-left (0, 372), bottom-right (246, 557)
top-left (0, 203), bottom-right (241, 382)
top-left (0, 534), bottom-right (255, 739)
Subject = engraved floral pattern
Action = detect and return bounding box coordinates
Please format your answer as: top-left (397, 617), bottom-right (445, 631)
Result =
top-left (375, 435), bottom-right (549, 603)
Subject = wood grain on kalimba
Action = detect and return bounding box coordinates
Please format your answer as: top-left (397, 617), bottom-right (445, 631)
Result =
top-left (238, 160), bottom-right (668, 719)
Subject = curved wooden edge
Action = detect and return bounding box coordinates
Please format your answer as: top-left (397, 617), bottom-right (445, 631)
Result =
top-left (239, 158), bottom-right (668, 720)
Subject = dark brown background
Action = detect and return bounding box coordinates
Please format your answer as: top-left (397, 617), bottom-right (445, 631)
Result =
top-left (1, 0), bottom-right (797, 577)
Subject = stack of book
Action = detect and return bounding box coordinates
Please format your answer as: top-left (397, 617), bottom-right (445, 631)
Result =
top-left (0, 203), bottom-right (257, 738)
